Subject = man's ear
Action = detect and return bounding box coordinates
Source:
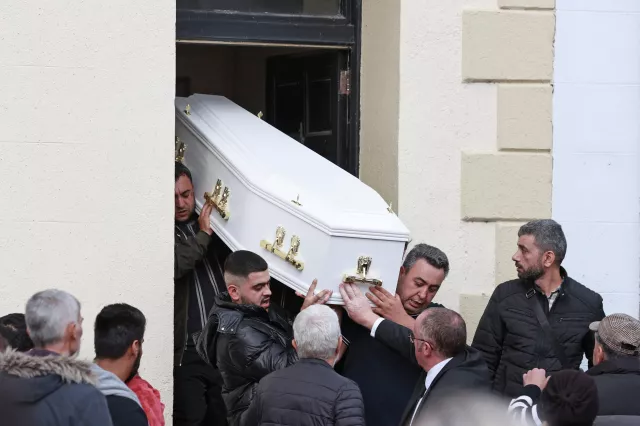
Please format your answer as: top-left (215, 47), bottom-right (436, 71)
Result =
top-left (292, 339), bottom-right (298, 351)
top-left (399, 266), bottom-right (406, 278)
top-left (228, 284), bottom-right (241, 303)
top-left (336, 336), bottom-right (343, 356)
top-left (543, 251), bottom-right (556, 268)
top-left (131, 340), bottom-right (141, 358)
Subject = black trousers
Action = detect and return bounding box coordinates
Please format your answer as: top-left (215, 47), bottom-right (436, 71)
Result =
top-left (174, 347), bottom-right (228, 426)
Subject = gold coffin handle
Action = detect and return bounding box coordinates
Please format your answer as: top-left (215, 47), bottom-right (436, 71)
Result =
top-left (259, 227), bottom-right (304, 271)
top-left (343, 275), bottom-right (383, 287)
top-left (343, 256), bottom-right (382, 286)
top-left (204, 179), bottom-right (230, 221)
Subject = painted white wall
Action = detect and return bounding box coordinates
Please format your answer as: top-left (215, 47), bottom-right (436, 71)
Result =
top-left (397, 0), bottom-right (499, 310)
top-left (0, 0), bottom-right (176, 416)
top-left (554, 0), bottom-right (640, 318)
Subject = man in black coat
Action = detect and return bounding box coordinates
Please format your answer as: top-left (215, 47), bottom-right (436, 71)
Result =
top-left (0, 289), bottom-right (113, 426)
top-left (337, 243), bottom-right (450, 426)
top-left (472, 219), bottom-right (605, 397)
top-left (340, 284), bottom-right (490, 426)
top-left (197, 250), bottom-right (332, 426)
top-left (243, 304), bottom-right (365, 426)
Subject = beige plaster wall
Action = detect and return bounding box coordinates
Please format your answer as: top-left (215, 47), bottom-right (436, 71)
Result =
top-left (0, 0), bottom-right (176, 418)
top-left (360, 0), bottom-right (555, 341)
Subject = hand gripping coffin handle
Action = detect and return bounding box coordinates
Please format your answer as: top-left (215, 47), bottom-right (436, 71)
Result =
top-left (204, 179), bottom-right (230, 221)
top-left (259, 226), bottom-right (305, 271)
top-left (343, 256), bottom-right (383, 286)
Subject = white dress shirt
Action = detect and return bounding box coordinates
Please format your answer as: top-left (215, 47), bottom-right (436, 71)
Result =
top-left (407, 358), bottom-right (452, 425)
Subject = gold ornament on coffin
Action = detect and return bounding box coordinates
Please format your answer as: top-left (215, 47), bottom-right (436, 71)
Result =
top-left (260, 226), bottom-right (304, 271)
top-left (175, 137), bottom-right (186, 163)
top-left (204, 179), bottom-right (231, 221)
top-left (343, 256), bottom-right (382, 286)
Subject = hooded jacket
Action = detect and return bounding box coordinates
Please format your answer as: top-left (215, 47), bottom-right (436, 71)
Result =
top-left (128, 374), bottom-right (166, 426)
top-left (91, 364), bottom-right (148, 426)
top-left (196, 292), bottom-right (298, 426)
top-left (0, 349), bottom-right (113, 426)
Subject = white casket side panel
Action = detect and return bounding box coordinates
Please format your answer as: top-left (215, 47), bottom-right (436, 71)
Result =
top-left (175, 95), bottom-right (410, 303)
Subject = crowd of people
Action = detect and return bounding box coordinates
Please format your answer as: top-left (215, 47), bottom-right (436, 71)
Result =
top-left (0, 161), bottom-right (639, 426)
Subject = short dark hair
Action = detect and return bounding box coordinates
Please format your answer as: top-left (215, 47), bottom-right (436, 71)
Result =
top-left (417, 308), bottom-right (466, 358)
top-left (518, 219), bottom-right (567, 265)
top-left (94, 304), bottom-right (146, 360)
top-left (175, 161), bottom-right (193, 183)
top-left (0, 313), bottom-right (34, 352)
top-left (403, 243), bottom-right (450, 277)
top-left (540, 370), bottom-right (598, 426)
top-left (224, 250), bottom-right (269, 278)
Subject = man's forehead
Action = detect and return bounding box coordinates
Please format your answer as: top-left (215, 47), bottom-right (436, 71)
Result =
top-left (408, 259), bottom-right (446, 284)
top-left (247, 270), bottom-right (270, 283)
top-left (518, 234), bottom-right (537, 247)
top-left (175, 175), bottom-right (193, 192)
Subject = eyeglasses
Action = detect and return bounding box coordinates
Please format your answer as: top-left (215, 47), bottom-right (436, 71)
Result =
top-left (409, 333), bottom-right (430, 345)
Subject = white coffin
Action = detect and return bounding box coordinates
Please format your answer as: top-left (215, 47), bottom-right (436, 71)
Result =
top-left (175, 94), bottom-right (410, 304)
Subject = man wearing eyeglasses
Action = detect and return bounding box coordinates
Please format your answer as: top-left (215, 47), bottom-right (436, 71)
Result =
top-left (340, 285), bottom-right (490, 426)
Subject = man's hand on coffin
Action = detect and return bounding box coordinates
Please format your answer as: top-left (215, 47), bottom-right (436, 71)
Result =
top-left (367, 286), bottom-right (415, 330)
top-left (298, 279), bottom-right (333, 311)
top-left (198, 203), bottom-right (214, 235)
top-left (338, 283), bottom-right (380, 330)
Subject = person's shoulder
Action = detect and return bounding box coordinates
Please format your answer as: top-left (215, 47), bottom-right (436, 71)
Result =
top-left (493, 279), bottom-right (526, 300)
top-left (565, 276), bottom-right (603, 308)
top-left (106, 395), bottom-right (148, 426)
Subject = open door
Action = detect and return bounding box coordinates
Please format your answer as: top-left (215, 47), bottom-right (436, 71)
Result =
top-left (267, 51), bottom-right (350, 172)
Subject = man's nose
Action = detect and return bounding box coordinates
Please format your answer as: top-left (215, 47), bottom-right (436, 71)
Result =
top-left (264, 286), bottom-right (272, 296)
top-left (512, 251), bottom-right (519, 262)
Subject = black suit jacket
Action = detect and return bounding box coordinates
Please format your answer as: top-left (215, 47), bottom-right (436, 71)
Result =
top-left (374, 319), bottom-right (491, 425)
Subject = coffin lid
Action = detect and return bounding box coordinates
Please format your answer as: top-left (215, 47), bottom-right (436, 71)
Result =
top-left (175, 95), bottom-right (409, 241)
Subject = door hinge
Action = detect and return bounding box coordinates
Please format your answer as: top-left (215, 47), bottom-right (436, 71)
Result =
top-left (339, 69), bottom-right (351, 95)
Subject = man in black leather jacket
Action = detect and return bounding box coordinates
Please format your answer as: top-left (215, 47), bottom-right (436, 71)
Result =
top-left (197, 250), bottom-right (332, 426)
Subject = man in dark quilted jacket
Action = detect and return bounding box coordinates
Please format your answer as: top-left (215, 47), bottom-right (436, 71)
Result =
top-left (243, 304), bottom-right (365, 426)
top-left (197, 250), bottom-right (332, 426)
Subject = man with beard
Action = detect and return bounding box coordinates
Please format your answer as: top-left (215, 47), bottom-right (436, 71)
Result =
top-left (336, 243), bottom-right (450, 426)
top-left (472, 219), bottom-right (605, 398)
top-left (197, 250), bottom-right (332, 426)
top-left (92, 303), bottom-right (148, 426)
top-left (174, 161), bottom-right (230, 426)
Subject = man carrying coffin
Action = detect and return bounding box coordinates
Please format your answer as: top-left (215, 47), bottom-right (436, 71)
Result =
top-left (336, 243), bottom-right (450, 426)
top-left (174, 161), bottom-right (230, 426)
top-left (197, 250), bottom-right (333, 426)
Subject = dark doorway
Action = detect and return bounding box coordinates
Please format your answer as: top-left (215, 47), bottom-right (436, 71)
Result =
top-left (267, 51), bottom-right (348, 170)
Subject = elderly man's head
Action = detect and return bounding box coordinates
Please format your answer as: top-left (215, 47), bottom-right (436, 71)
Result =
top-left (292, 305), bottom-right (342, 366)
top-left (412, 308), bottom-right (466, 372)
top-left (25, 289), bottom-right (83, 357)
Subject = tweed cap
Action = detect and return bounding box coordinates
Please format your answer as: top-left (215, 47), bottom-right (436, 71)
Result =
top-left (589, 313), bottom-right (640, 356)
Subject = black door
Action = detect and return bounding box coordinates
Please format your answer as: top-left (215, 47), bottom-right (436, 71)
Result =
top-left (267, 52), bottom-right (350, 173)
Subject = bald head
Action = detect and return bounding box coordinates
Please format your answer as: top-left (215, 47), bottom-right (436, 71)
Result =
top-left (416, 308), bottom-right (466, 358)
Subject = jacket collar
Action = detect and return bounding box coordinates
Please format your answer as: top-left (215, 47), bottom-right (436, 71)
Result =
top-left (0, 349), bottom-right (97, 385)
top-left (587, 357), bottom-right (640, 377)
top-left (213, 292), bottom-right (270, 320)
top-left (298, 358), bottom-right (333, 369)
top-left (525, 267), bottom-right (570, 297)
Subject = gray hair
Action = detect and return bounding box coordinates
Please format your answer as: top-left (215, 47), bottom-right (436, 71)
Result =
top-left (25, 289), bottom-right (81, 348)
top-left (403, 243), bottom-right (450, 277)
top-left (518, 219), bottom-right (567, 265)
top-left (293, 305), bottom-right (340, 360)
top-left (417, 308), bottom-right (466, 358)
